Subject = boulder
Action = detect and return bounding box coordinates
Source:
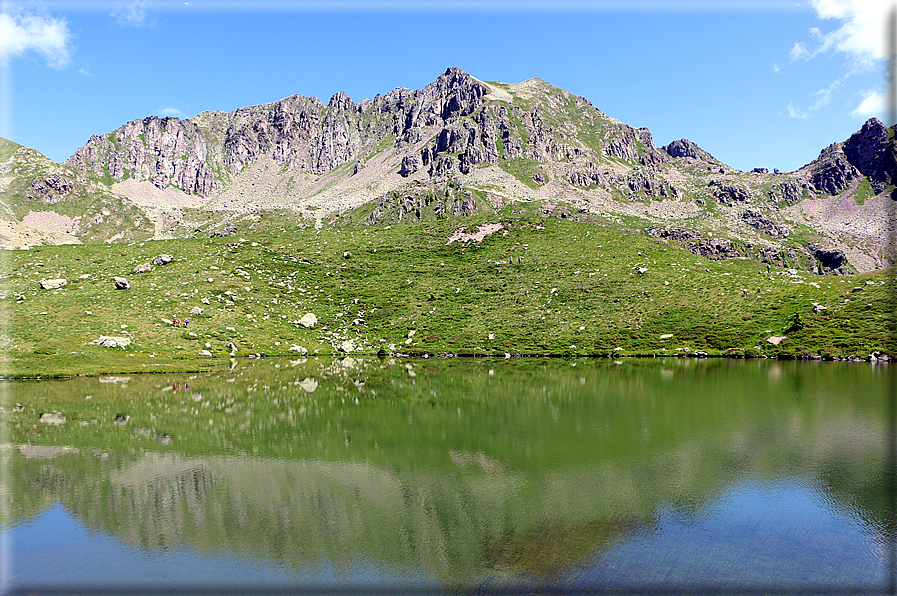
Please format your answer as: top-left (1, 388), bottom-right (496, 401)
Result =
top-left (113, 277), bottom-right (130, 289)
top-left (289, 344), bottom-right (308, 354)
top-left (299, 313), bottom-right (318, 328)
top-left (339, 340), bottom-right (356, 353)
top-left (226, 342), bottom-right (238, 353)
top-left (132, 262), bottom-right (153, 274)
top-left (39, 413), bottom-right (66, 425)
top-left (39, 278), bottom-right (67, 290)
top-left (766, 336), bottom-right (787, 345)
top-left (95, 336), bottom-right (132, 348)
top-left (813, 248), bottom-right (852, 276)
top-left (190, 306), bottom-right (204, 316)
top-left (199, 350), bottom-right (213, 357)
top-left (152, 254), bottom-right (173, 266)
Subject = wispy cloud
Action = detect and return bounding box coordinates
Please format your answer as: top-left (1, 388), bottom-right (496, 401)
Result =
top-left (850, 89), bottom-right (883, 119)
top-left (791, 0), bottom-right (889, 69)
top-left (155, 106), bottom-right (185, 118)
top-left (786, 0), bottom-right (888, 119)
top-left (112, 1), bottom-right (153, 27)
top-left (0, 9), bottom-right (72, 68)
top-left (787, 77), bottom-right (845, 119)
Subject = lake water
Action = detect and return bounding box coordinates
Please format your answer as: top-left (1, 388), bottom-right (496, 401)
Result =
top-left (1, 357), bottom-right (893, 594)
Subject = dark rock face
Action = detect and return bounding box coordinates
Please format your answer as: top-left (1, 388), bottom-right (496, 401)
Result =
top-left (568, 163), bottom-right (609, 187)
top-left (27, 174), bottom-right (75, 204)
top-left (399, 155), bottom-right (420, 177)
top-left (366, 186), bottom-right (478, 225)
top-left (808, 144), bottom-right (862, 194)
top-left (768, 180), bottom-right (803, 206)
top-left (646, 226), bottom-right (741, 259)
top-left (627, 169), bottom-right (679, 199)
top-left (661, 138), bottom-right (723, 165)
top-left (662, 139), bottom-right (702, 160)
top-left (842, 118), bottom-right (897, 193)
top-left (709, 180), bottom-right (752, 205)
top-left (799, 119), bottom-right (896, 196)
top-left (741, 209), bottom-right (790, 238)
top-left (813, 247), bottom-right (853, 275)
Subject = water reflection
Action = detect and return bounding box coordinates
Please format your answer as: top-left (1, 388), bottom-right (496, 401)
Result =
top-left (2, 357), bottom-right (893, 593)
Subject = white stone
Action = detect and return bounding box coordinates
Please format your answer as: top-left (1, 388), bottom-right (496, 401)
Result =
top-left (95, 336), bottom-right (132, 348)
top-left (299, 313), bottom-right (318, 328)
top-left (40, 278), bottom-right (67, 290)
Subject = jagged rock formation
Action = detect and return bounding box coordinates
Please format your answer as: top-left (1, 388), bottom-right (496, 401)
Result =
top-left (1, 69), bottom-right (894, 275)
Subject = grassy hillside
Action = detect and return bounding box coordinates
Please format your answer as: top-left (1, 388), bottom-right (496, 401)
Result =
top-left (1, 214), bottom-right (893, 377)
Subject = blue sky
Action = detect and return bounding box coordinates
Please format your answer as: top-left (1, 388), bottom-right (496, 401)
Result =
top-left (0, 0), bottom-right (890, 173)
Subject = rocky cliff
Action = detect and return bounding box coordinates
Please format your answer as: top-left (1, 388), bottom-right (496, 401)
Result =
top-left (2, 68), bottom-right (894, 274)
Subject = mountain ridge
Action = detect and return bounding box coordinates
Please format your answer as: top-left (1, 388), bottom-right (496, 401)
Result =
top-left (2, 67), bottom-right (895, 275)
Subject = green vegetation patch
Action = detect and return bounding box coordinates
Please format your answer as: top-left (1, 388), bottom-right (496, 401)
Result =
top-left (0, 216), bottom-right (893, 376)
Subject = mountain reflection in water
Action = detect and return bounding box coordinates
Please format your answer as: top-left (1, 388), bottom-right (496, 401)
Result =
top-left (2, 357), bottom-right (893, 593)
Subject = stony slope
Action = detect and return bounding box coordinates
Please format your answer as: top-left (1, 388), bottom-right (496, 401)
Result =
top-left (3, 68), bottom-right (895, 275)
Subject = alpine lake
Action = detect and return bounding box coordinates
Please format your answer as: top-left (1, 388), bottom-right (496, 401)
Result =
top-left (1, 356), bottom-right (894, 595)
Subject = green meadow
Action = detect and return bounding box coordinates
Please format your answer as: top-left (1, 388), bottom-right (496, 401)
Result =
top-left (2, 214), bottom-right (893, 377)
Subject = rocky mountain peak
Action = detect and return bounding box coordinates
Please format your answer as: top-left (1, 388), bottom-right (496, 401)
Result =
top-left (328, 91), bottom-right (355, 111)
top-left (662, 138), bottom-right (716, 162)
top-left (799, 118), bottom-right (897, 196)
top-left (842, 117), bottom-right (896, 192)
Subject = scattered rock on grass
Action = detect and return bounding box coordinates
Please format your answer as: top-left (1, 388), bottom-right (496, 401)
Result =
top-left (39, 413), bottom-right (66, 425)
top-left (113, 277), bottom-right (130, 289)
top-left (290, 344), bottom-right (308, 354)
top-left (40, 278), bottom-right (67, 289)
top-left (199, 349), bottom-right (213, 357)
top-left (299, 313), bottom-right (318, 328)
top-left (132, 263), bottom-right (152, 274)
top-left (152, 254), bottom-right (173, 266)
top-left (766, 335), bottom-right (787, 345)
top-left (95, 336), bottom-right (132, 348)
top-left (190, 306), bottom-right (203, 316)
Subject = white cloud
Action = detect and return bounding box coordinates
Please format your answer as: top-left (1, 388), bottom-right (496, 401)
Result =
top-left (773, 63), bottom-right (780, 74)
top-left (850, 89), bottom-right (884, 119)
top-left (0, 10), bottom-right (72, 68)
top-left (155, 106), bottom-right (185, 118)
top-left (787, 103), bottom-right (809, 119)
top-left (112, 1), bottom-right (153, 27)
top-left (787, 77), bottom-right (845, 119)
top-left (792, 0), bottom-right (891, 69)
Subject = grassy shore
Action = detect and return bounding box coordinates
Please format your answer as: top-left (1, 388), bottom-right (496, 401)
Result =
top-left (1, 214), bottom-right (893, 377)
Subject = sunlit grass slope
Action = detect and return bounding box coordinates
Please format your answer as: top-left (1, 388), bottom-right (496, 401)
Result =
top-left (1, 214), bottom-right (893, 376)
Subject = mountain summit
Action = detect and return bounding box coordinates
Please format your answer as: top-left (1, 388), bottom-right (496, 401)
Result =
top-left (3, 67), bottom-right (895, 274)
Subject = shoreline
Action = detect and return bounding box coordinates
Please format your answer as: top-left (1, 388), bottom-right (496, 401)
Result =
top-left (2, 349), bottom-right (890, 380)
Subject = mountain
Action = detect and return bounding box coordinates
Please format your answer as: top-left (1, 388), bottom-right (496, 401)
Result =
top-left (3, 67), bottom-right (895, 274)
